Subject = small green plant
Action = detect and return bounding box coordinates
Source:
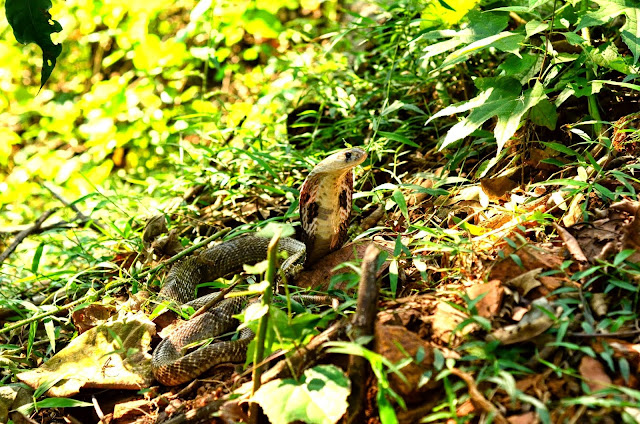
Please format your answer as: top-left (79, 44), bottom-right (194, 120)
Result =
top-left (14, 376), bottom-right (92, 417)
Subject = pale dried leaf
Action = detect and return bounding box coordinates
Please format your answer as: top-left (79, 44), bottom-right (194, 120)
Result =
top-left (17, 312), bottom-right (155, 397)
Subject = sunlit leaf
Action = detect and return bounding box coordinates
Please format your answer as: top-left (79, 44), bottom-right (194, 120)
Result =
top-left (252, 365), bottom-right (350, 424)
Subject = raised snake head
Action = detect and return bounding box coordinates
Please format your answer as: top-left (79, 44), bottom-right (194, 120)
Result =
top-left (299, 147), bottom-right (367, 264)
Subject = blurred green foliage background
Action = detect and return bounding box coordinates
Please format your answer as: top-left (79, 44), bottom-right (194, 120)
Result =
top-left (0, 0), bottom-right (344, 221)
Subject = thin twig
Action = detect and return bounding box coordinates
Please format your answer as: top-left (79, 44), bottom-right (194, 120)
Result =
top-left (449, 368), bottom-right (509, 424)
top-left (0, 208), bottom-right (58, 264)
top-left (345, 244), bottom-right (380, 424)
top-left (40, 180), bottom-right (106, 233)
top-left (568, 329), bottom-right (640, 338)
top-left (190, 277), bottom-right (240, 319)
top-left (0, 217), bottom-right (95, 236)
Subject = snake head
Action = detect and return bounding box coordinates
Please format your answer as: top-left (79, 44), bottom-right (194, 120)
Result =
top-left (307, 147), bottom-right (367, 176)
top-left (299, 147), bottom-right (367, 264)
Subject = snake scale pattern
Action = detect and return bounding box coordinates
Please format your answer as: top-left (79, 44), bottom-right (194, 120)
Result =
top-left (152, 147), bottom-right (367, 385)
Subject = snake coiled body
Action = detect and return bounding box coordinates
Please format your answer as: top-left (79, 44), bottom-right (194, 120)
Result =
top-left (152, 147), bottom-right (367, 386)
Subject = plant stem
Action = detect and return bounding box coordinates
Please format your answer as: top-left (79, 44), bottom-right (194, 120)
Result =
top-left (249, 229), bottom-right (280, 421)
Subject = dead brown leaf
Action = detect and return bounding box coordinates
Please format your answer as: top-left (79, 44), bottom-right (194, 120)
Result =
top-left (431, 301), bottom-right (471, 344)
top-left (151, 229), bottom-right (185, 258)
top-left (377, 294), bottom-right (439, 340)
top-left (554, 223), bottom-right (587, 262)
top-left (480, 176), bottom-right (518, 201)
top-left (296, 240), bottom-right (392, 291)
top-left (505, 269), bottom-right (542, 297)
top-left (71, 304), bottom-right (117, 334)
top-left (490, 245), bottom-right (564, 284)
top-left (466, 280), bottom-right (503, 318)
top-left (621, 205), bottom-right (640, 263)
top-left (112, 399), bottom-right (152, 422)
top-left (488, 298), bottom-right (557, 345)
top-left (507, 411), bottom-right (538, 424)
top-left (142, 215), bottom-right (167, 246)
top-left (579, 356), bottom-right (611, 393)
top-left (374, 323), bottom-right (438, 403)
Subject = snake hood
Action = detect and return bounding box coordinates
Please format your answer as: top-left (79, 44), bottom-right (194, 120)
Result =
top-left (299, 147), bottom-right (367, 264)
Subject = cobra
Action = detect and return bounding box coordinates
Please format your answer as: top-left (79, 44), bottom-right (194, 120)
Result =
top-left (152, 147), bottom-right (367, 386)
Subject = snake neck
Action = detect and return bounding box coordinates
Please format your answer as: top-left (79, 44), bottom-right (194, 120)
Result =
top-left (299, 147), bottom-right (367, 265)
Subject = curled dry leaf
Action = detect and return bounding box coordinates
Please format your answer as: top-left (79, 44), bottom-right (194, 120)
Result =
top-left (610, 199), bottom-right (639, 215)
top-left (505, 268), bottom-right (542, 297)
top-left (488, 298), bottom-right (557, 345)
top-left (151, 229), bottom-right (185, 257)
top-left (71, 303), bottom-right (117, 334)
top-left (142, 215), bottom-right (168, 246)
top-left (490, 245), bottom-right (563, 284)
top-left (590, 293), bottom-right (608, 317)
top-left (554, 223), bottom-right (588, 263)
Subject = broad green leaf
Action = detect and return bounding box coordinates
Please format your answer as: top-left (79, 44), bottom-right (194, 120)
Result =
top-left (5, 0), bottom-right (63, 88)
top-left (493, 81), bottom-right (546, 153)
top-left (242, 9), bottom-right (282, 39)
top-left (429, 77), bottom-right (524, 152)
top-left (593, 183), bottom-right (615, 201)
top-left (525, 20), bottom-right (548, 38)
top-left (613, 249), bottom-right (636, 266)
top-left (587, 43), bottom-right (634, 74)
top-left (420, 11), bottom-right (509, 62)
top-left (252, 365), bottom-right (350, 424)
top-left (530, 99), bottom-right (558, 130)
top-left (441, 32), bottom-right (525, 68)
top-left (529, 0), bottom-right (552, 8)
top-left (420, 0), bottom-right (480, 28)
top-left (576, 0), bottom-right (640, 64)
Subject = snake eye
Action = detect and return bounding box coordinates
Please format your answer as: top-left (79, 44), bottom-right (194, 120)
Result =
top-left (345, 152), bottom-right (352, 161)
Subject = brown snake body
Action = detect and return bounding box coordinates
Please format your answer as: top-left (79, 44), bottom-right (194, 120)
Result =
top-left (152, 147), bottom-right (367, 385)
